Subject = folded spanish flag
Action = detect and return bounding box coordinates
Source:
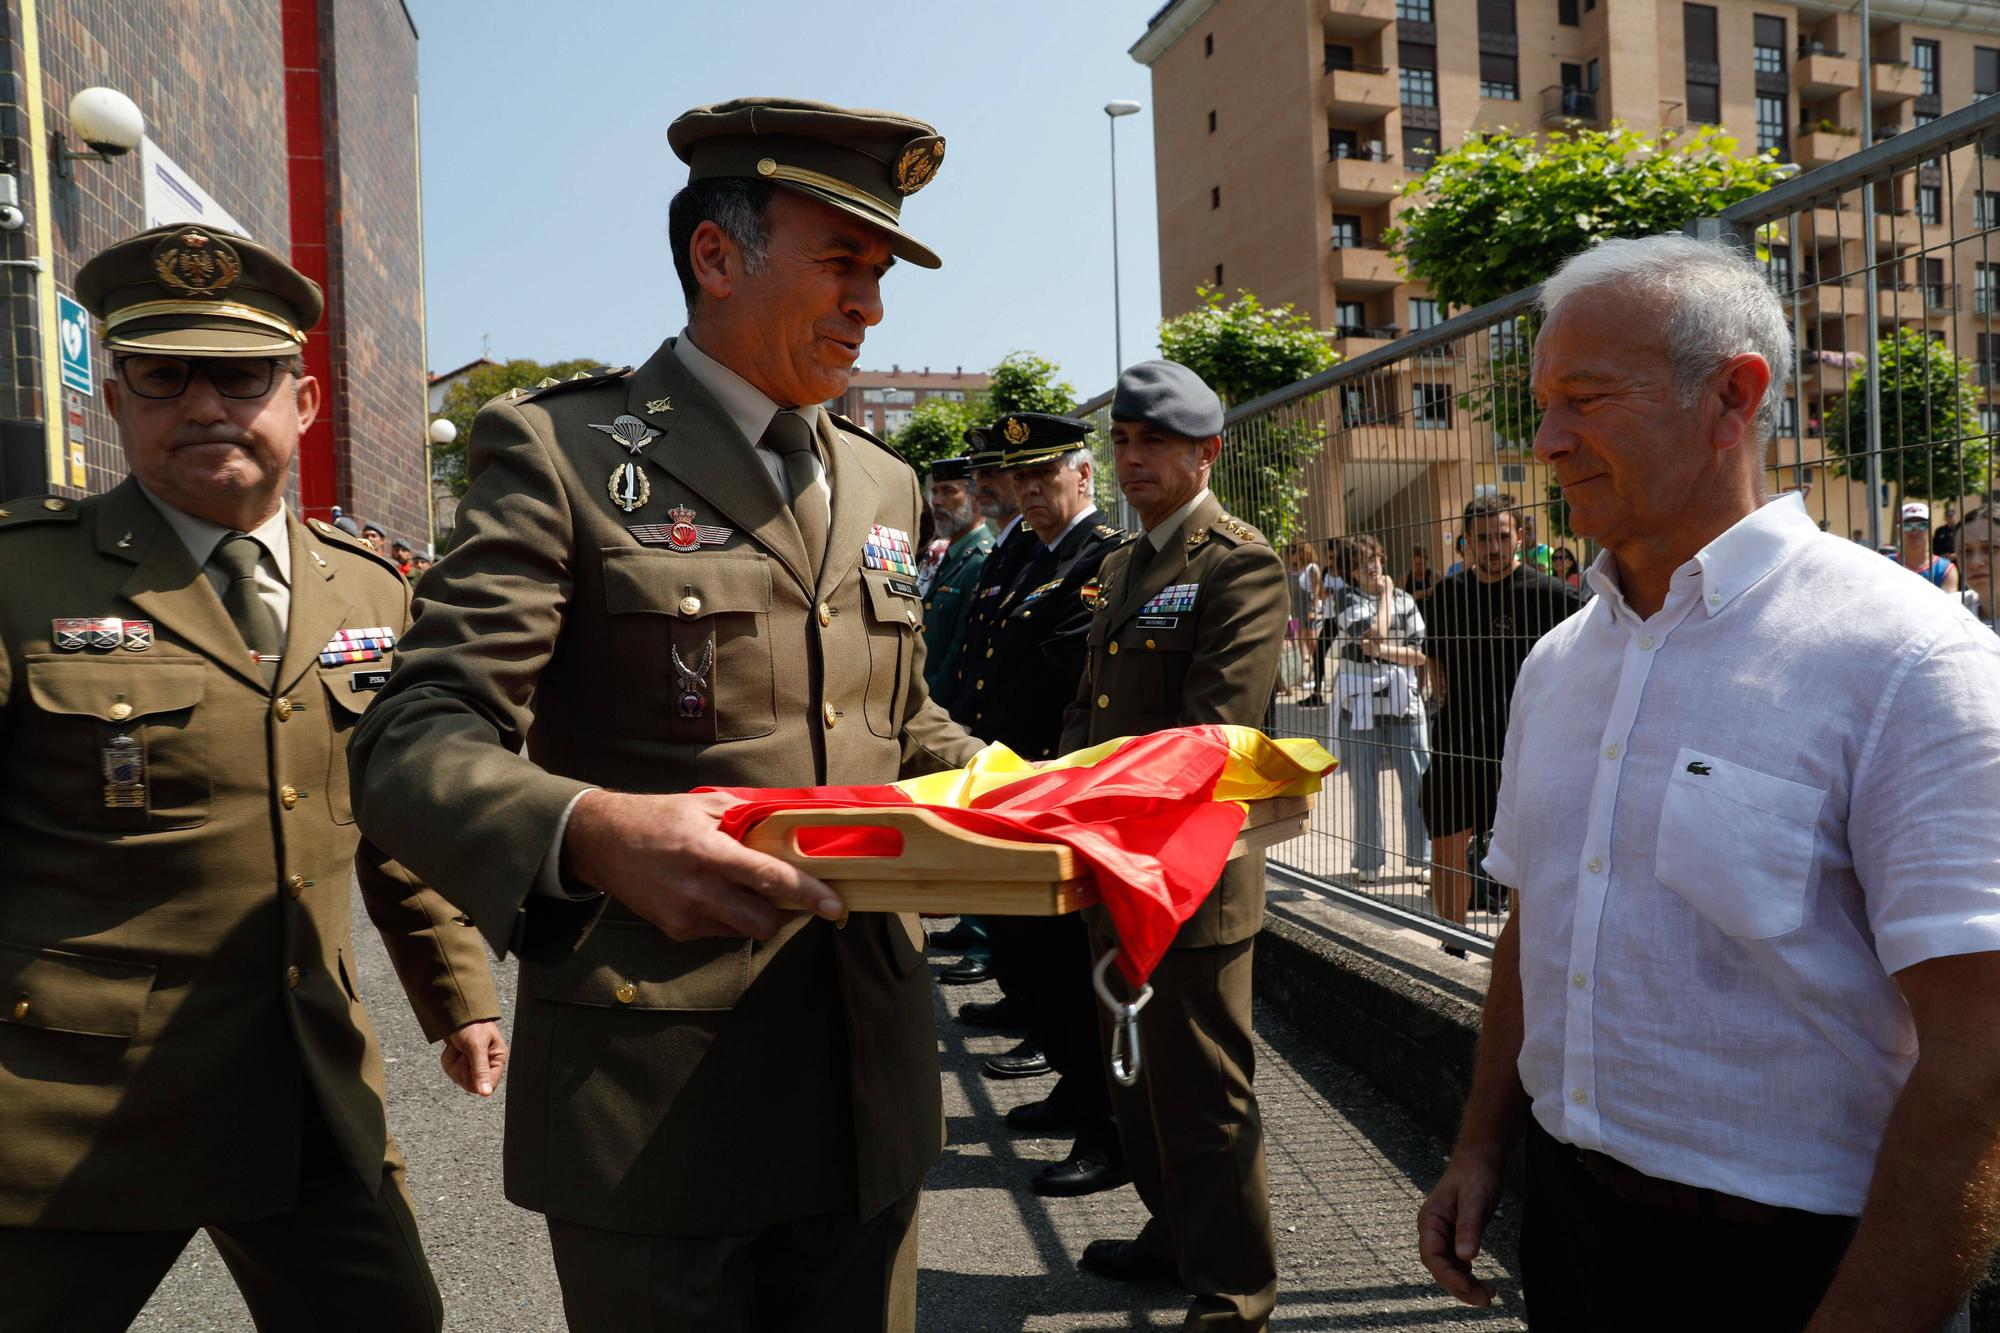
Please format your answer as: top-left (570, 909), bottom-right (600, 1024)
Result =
top-left (704, 725), bottom-right (1334, 985)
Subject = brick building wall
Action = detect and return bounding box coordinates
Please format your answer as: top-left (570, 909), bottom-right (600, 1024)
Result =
top-left (0, 0), bottom-right (430, 547)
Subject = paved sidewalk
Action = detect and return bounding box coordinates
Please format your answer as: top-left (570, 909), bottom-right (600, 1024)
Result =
top-left (136, 901), bottom-right (1524, 1330)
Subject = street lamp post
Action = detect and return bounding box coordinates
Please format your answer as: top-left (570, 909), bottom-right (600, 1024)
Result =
top-left (1105, 100), bottom-right (1142, 381)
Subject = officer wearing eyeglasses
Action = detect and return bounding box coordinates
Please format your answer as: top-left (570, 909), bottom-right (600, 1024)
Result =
top-left (0, 225), bottom-right (502, 1331)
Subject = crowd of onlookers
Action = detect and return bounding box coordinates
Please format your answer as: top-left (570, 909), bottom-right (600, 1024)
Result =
top-left (326, 507), bottom-right (433, 581)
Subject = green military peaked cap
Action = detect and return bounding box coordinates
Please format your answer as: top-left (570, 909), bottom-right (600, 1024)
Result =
top-left (75, 224), bottom-right (324, 357)
top-left (668, 97), bottom-right (946, 269)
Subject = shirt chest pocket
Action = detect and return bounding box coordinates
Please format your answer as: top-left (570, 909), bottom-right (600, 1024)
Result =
top-left (24, 656), bottom-right (210, 831)
top-left (859, 570), bottom-right (921, 738)
top-left (1654, 747), bottom-right (1826, 939)
top-left (602, 548), bottom-right (776, 742)
top-left (1118, 620), bottom-right (1197, 715)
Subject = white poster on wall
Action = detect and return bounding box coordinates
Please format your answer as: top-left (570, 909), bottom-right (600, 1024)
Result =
top-left (139, 138), bottom-right (247, 236)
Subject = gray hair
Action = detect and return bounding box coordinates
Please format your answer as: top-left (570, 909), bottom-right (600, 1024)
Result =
top-left (1059, 446), bottom-right (1093, 473)
top-left (1537, 233), bottom-right (1794, 449)
top-left (667, 178), bottom-right (775, 309)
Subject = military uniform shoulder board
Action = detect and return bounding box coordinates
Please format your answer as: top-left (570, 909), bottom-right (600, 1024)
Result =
top-left (1092, 522), bottom-right (1131, 542)
top-left (0, 495), bottom-right (83, 530)
top-left (518, 366), bottom-right (633, 402)
top-left (306, 517), bottom-right (409, 581)
top-left (1206, 513), bottom-right (1267, 547)
top-left (828, 410), bottom-right (901, 457)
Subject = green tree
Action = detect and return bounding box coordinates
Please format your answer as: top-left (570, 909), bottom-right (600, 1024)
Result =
top-left (890, 396), bottom-right (982, 475)
top-left (984, 351), bottom-right (1076, 416)
top-left (1826, 327), bottom-right (1988, 500)
top-left (1385, 122), bottom-right (1788, 311)
top-left (434, 356), bottom-right (607, 493)
top-left (1156, 286), bottom-right (1339, 546)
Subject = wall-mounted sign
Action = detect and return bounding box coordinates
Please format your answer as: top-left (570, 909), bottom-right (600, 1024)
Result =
top-left (139, 138), bottom-right (247, 235)
top-left (56, 293), bottom-right (92, 395)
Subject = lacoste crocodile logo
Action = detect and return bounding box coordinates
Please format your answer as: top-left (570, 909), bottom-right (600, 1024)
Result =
top-left (1686, 762), bottom-right (1712, 776)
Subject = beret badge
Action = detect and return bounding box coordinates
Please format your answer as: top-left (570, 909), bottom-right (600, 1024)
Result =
top-left (151, 228), bottom-right (242, 298)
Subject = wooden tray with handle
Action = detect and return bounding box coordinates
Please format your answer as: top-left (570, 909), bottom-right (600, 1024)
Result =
top-left (744, 793), bottom-right (1314, 916)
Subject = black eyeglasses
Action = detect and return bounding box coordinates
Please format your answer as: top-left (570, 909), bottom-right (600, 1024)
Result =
top-left (116, 355), bottom-right (289, 401)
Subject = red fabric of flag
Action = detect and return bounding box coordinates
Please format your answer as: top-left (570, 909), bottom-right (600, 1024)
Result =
top-left (703, 727), bottom-right (1255, 985)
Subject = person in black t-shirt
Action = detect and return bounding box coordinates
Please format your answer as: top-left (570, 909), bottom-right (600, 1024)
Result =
top-left (1419, 492), bottom-right (1581, 934)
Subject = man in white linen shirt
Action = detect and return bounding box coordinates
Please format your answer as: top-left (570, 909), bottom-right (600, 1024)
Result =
top-left (1416, 233), bottom-right (2000, 1331)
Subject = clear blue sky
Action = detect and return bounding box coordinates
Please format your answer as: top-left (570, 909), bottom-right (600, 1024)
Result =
top-left (412, 0), bottom-right (1166, 401)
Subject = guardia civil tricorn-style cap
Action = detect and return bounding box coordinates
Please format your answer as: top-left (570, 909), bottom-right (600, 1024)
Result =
top-left (667, 97), bottom-right (946, 268)
top-left (75, 224), bottom-right (325, 357)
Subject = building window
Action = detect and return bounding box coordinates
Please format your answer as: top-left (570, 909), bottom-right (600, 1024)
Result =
top-left (1756, 95), bottom-right (1787, 155)
top-left (1586, 58), bottom-right (1601, 91)
top-left (1983, 407), bottom-right (2000, 437)
top-left (1402, 127), bottom-right (1440, 172)
top-left (1685, 4), bottom-right (1720, 124)
top-left (1980, 192), bottom-right (2000, 230)
top-left (1481, 52), bottom-right (1520, 100)
top-left (1208, 110), bottom-right (1217, 133)
top-left (1919, 184), bottom-right (1943, 223)
top-left (1767, 243), bottom-right (1792, 292)
top-left (1978, 264), bottom-right (2000, 313)
top-left (1980, 333), bottom-right (2000, 387)
top-left (1410, 297), bottom-right (1444, 330)
top-left (1688, 81), bottom-right (1721, 124)
top-left (1204, 33), bottom-right (1213, 56)
top-left (1414, 382), bottom-right (1454, 429)
top-left (1335, 299), bottom-right (1368, 331)
top-left (1559, 0), bottom-right (1580, 25)
top-left (1777, 396), bottom-right (1799, 436)
top-left (1400, 66), bottom-right (1438, 107)
top-left (1214, 263), bottom-right (1224, 286)
top-left (1980, 47), bottom-right (1999, 97)
top-left (1913, 39), bottom-right (1939, 96)
top-left (1211, 186), bottom-right (1221, 209)
top-left (1753, 16), bottom-right (1786, 74)
top-left (1397, 0), bottom-right (1434, 20)
top-left (1331, 214), bottom-right (1364, 248)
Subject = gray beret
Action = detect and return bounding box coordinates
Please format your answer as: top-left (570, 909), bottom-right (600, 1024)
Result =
top-left (1111, 359), bottom-right (1224, 438)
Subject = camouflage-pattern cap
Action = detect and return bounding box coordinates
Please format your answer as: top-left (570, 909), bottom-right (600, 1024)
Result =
top-left (668, 97), bottom-right (946, 269)
top-left (75, 224), bottom-right (324, 357)
top-left (995, 412), bottom-right (1093, 470)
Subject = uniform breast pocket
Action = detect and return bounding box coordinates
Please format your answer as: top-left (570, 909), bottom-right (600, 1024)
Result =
top-left (1125, 621), bottom-right (1197, 715)
top-left (602, 547), bottom-right (776, 742)
top-left (1654, 747), bottom-right (1826, 939)
top-left (24, 656), bottom-right (210, 831)
top-left (321, 664), bottom-right (385, 825)
top-left (860, 570), bottom-right (921, 737)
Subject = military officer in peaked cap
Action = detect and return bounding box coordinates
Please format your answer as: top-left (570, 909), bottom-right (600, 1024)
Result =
top-left (1063, 360), bottom-right (1289, 1329)
top-left (963, 413), bottom-right (1136, 1197)
top-left (348, 98), bottom-right (983, 1331)
top-left (0, 225), bottom-right (504, 1331)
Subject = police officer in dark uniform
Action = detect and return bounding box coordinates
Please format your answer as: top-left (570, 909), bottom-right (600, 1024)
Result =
top-left (964, 413), bottom-right (1135, 1198)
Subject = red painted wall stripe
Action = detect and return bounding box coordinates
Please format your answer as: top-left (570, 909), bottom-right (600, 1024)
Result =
top-left (280, 0), bottom-right (336, 521)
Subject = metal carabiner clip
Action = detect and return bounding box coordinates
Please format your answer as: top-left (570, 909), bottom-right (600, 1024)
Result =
top-left (1092, 947), bottom-right (1154, 1087)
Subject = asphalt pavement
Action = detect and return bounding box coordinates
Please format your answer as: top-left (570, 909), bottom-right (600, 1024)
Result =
top-left (134, 900), bottom-right (1524, 1330)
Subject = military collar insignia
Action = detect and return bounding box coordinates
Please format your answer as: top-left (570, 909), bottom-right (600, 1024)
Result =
top-left (644, 397), bottom-right (673, 415)
top-left (1186, 527), bottom-right (1209, 550)
top-left (152, 228), bottom-right (242, 297)
top-left (628, 507), bottom-right (732, 551)
top-left (589, 414), bottom-right (659, 455)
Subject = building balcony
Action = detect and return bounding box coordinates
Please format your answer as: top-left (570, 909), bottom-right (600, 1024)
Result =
top-left (1324, 0), bottom-right (1393, 37)
top-left (1326, 150), bottom-right (1402, 205)
top-left (1877, 282), bottom-right (1958, 316)
top-left (1795, 124), bottom-right (1861, 167)
top-left (1328, 240), bottom-right (1401, 290)
top-left (1874, 210), bottom-right (1922, 251)
top-left (1975, 289), bottom-right (2000, 315)
top-left (1330, 323), bottom-right (1399, 357)
top-left (1789, 279), bottom-right (1857, 318)
top-left (1869, 60), bottom-right (1924, 103)
top-left (1794, 50), bottom-right (1860, 97)
top-left (1323, 62), bottom-right (1398, 118)
top-left (1540, 84), bottom-right (1597, 126)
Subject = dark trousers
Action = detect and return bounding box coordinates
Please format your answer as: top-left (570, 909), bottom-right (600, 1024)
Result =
top-left (546, 1184), bottom-right (920, 1333)
top-left (1522, 1121), bottom-right (1858, 1332)
top-left (987, 913), bottom-right (1114, 1137)
top-left (0, 1097), bottom-right (441, 1333)
top-left (1091, 929), bottom-right (1277, 1330)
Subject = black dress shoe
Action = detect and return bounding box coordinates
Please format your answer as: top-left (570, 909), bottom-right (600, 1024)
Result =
top-left (938, 955), bottom-right (992, 985)
top-left (1004, 1096), bottom-right (1080, 1136)
top-left (1078, 1237), bottom-right (1179, 1283)
top-left (982, 1043), bottom-right (1051, 1079)
top-left (1030, 1145), bottom-right (1131, 1198)
top-left (956, 997), bottom-right (1027, 1029)
top-left (931, 920), bottom-right (987, 950)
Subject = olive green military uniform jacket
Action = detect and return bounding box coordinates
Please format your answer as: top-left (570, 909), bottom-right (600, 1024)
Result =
top-left (1061, 492), bottom-right (1289, 948)
top-left (348, 338), bottom-right (985, 1238)
top-left (0, 480), bottom-right (499, 1230)
top-left (919, 522), bottom-right (993, 697)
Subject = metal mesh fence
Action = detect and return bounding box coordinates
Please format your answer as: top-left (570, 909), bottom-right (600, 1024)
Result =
top-left (1082, 94), bottom-right (2000, 956)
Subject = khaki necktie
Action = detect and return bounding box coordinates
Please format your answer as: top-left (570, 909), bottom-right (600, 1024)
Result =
top-left (211, 532), bottom-right (282, 686)
top-left (762, 410), bottom-right (830, 576)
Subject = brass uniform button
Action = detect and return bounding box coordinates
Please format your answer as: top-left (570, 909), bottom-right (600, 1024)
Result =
top-left (985, 648), bottom-right (993, 658)
top-left (818, 602), bottom-right (832, 627)
top-left (679, 594), bottom-right (703, 616)
top-left (279, 784), bottom-right (300, 809)
top-left (275, 697), bottom-right (293, 721)
top-left (1107, 642), bottom-right (1119, 655)
top-left (285, 965), bottom-right (302, 989)
top-left (286, 873), bottom-right (307, 899)
top-left (614, 982), bottom-right (637, 1004)
top-left (11, 997), bottom-right (28, 1020)
top-left (906, 610), bottom-right (918, 626)
top-left (822, 702), bottom-right (837, 728)
top-left (975, 680), bottom-right (984, 690)
top-left (1146, 639), bottom-right (1157, 650)
top-left (108, 702), bottom-right (134, 722)
top-left (43, 497), bottom-right (65, 512)
top-left (1097, 694), bottom-right (1110, 709)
